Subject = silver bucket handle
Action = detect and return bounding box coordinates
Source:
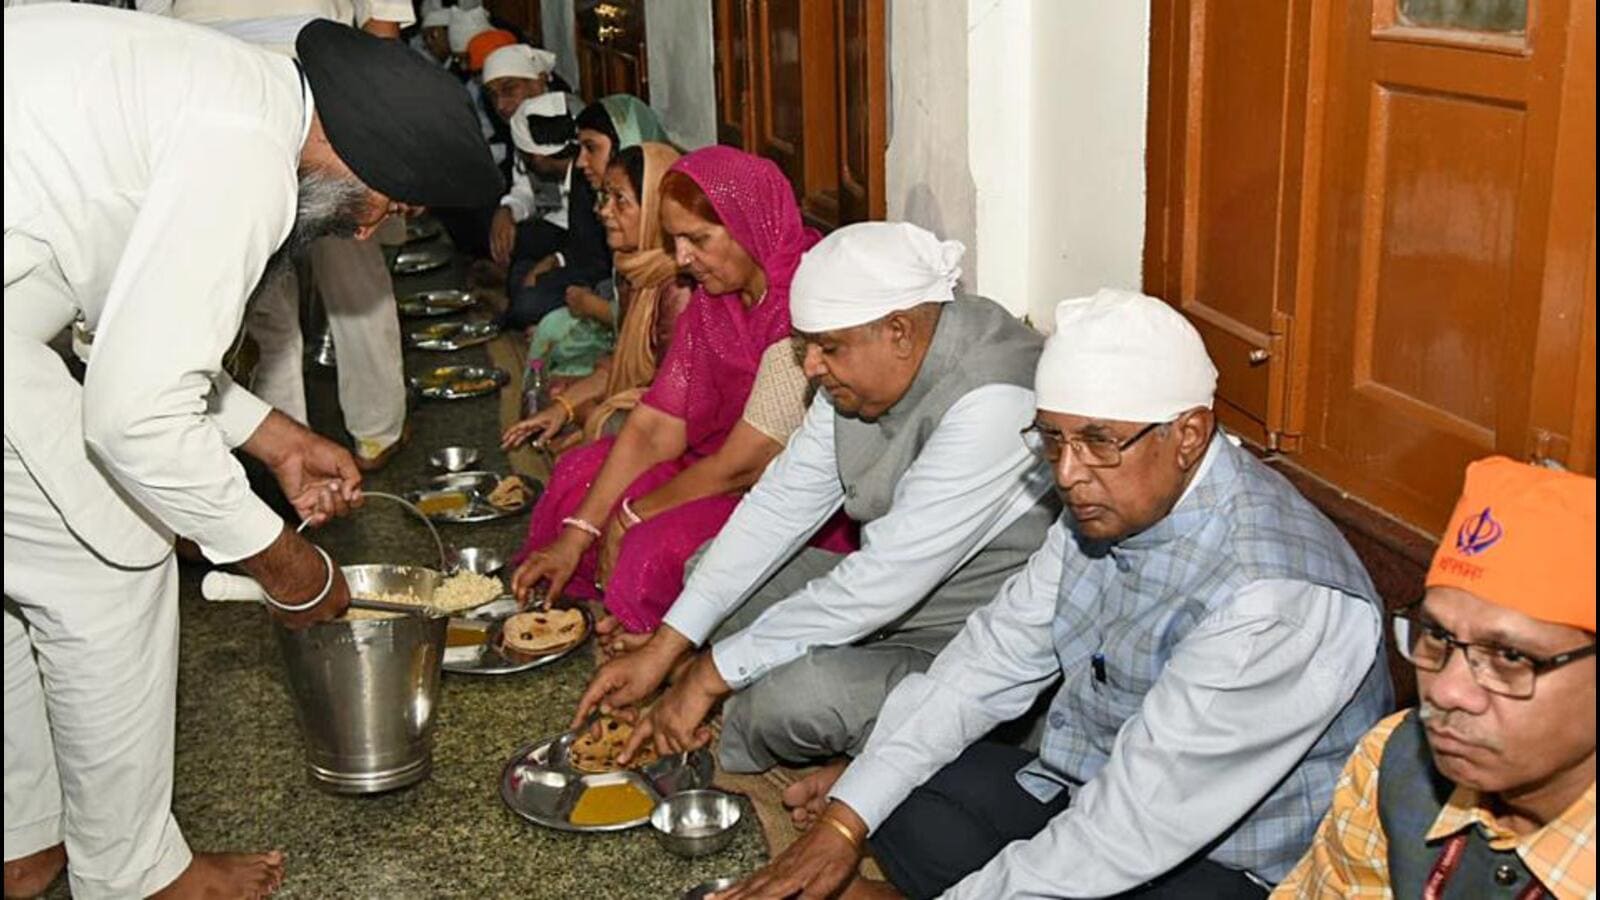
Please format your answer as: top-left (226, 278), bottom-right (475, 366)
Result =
top-left (296, 490), bottom-right (447, 572)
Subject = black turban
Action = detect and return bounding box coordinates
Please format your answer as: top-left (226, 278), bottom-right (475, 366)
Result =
top-left (296, 19), bottom-right (502, 208)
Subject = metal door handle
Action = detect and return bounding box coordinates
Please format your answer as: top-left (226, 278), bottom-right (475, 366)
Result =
top-left (1248, 348), bottom-right (1271, 365)
top-left (598, 23), bottom-right (622, 43)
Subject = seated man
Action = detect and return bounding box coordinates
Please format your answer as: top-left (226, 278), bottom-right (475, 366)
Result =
top-left (574, 221), bottom-right (1059, 776)
top-left (1276, 458), bottom-right (1594, 900)
top-left (482, 46), bottom-right (610, 329)
top-left (721, 289), bottom-right (1394, 900)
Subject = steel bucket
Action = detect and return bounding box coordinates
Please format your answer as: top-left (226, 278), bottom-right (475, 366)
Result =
top-left (275, 564), bottom-right (447, 794)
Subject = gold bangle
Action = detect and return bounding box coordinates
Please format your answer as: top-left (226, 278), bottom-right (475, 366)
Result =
top-left (554, 394), bottom-right (577, 422)
top-left (818, 815), bottom-right (862, 850)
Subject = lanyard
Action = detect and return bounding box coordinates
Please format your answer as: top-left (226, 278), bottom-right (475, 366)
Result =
top-left (1423, 833), bottom-right (1548, 900)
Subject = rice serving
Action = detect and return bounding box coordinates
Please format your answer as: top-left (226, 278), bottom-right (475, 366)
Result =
top-left (339, 572), bottom-right (502, 620)
top-left (433, 571), bottom-right (503, 612)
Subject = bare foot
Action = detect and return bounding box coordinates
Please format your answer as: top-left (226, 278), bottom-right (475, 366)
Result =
top-left (150, 852), bottom-right (285, 900)
top-left (4, 843), bottom-right (66, 899)
top-left (782, 758), bottom-right (850, 830)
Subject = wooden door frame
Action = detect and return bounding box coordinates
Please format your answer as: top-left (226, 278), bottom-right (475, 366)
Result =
top-left (1143, 0), bottom-right (1317, 450)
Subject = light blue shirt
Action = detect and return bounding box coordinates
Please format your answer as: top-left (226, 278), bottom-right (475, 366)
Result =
top-left (662, 384), bottom-right (1052, 689)
top-left (829, 441), bottom-right (1382, 898)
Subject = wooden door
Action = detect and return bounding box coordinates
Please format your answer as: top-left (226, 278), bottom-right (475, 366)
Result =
top-left (575, 0), bottom-right (648, 102)
top-left (1299, 0), bottom-right (1595, 531)
top-left (714, 0), bottom-right (754, 149)
top-left (713, 0), bottom-right (885, 230)
top-left (751, 0), bottom-right (838, 222)
top-left (834, 0), bottom-right (887, 223)
top-left (1145, 0), bottom-right (1316, 449)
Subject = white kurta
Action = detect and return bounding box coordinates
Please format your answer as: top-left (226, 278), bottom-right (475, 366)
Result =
top-left (170, 0), bottom-right (412, 453)
top-left (3, 7), bottom-right (305, 895)
top-left (4, 5), bottom-right (302, 565)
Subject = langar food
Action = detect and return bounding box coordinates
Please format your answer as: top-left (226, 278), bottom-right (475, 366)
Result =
top-left (501, 608), bottom-right (587, 655)
top-left (568, 716), bottom-right (660, 774)
top-left (486, 475), bottom-right (529, 510)
top-left (433, 571), bottom-right (502, 612)
top-left (415, 491), bottom-right (470, 516)
top-left (451, 378), bottom-right (499, 394)
top-left (568, 781), bottom-right (656, 827)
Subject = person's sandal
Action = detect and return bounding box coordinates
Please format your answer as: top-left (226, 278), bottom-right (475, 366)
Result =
top-left (354, 420), bottom-right (413, 473)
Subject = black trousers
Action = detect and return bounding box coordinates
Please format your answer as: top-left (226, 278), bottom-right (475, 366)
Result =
top-left (501, 219), bottom-right (570, 329)
top-left (869, 743), bottom-right (1269, 900)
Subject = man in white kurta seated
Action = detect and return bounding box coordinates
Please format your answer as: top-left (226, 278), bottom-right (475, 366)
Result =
top-left (571, 222), bottom-right (1059, 777)
top-left (2, 10), bottom-right (500, 898)
top-left (717, 291), bottom-right (1394, 900)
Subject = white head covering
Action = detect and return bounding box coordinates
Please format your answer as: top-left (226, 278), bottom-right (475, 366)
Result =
top-left (482, 44), bottom-right (557, 85)
top-left (790, 222), bottom-right (964, 333)
top-left (509, 91), bottom-right (573, 155)
top-left (1035, 289), bottom-right (1218, 421)
top-left (421, 8), bottom-right (451, 29)
top-left (418, 0), bottom-right (443, 18)
top-left (448, 6), bottom-right (492, 54)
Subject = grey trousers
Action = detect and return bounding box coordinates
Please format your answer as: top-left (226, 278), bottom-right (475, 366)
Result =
top-left (710, 547), bottom-right (937, 773)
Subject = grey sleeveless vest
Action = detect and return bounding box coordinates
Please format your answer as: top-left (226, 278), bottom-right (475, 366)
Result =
top-left (1027, 436), bottom-right (1393, 881)
top-left (1379, 711), bottom-right (1545, 898)
top-left (832, 297), bottom-right (1059, 652)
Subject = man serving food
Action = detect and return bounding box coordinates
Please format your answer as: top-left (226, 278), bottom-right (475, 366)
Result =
top-left (3, 9), bottom-right (498, 897)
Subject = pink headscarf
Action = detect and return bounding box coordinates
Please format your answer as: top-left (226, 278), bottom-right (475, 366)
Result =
top-left (641, 146), bottom-right (818, 456)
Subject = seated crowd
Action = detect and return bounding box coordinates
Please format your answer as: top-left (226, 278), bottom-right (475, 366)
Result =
top-left (413, 21), bottom-right (1596, 900)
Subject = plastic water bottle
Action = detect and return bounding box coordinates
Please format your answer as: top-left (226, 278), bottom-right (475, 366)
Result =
top-left (522, 357), bottom-right (547, 419)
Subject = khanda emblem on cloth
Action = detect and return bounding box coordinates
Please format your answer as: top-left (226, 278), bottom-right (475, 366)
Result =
top-left (1455, 506), bottom-right (1504, 557)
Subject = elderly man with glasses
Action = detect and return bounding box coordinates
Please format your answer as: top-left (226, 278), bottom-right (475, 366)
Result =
top-left (1275, 458), bottom-right (1595, 900)
top-left (720, 289), bottom-right (1393, 900)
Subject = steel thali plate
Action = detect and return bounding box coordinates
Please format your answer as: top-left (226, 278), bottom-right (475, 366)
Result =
top-left (442, 598), bottom-right (590, 675)
top-left (500, 727), bottom-right (715, 832)
top-left (399, 289), bottom-right (477, 318)
top-left (409, 320), bottom-right (501, 351)
top-left (408, 365), bottom-right (508, 400)
top-left (391, 246), bottom-right (451, 275)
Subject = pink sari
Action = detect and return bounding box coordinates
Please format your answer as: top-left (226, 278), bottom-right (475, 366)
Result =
top-left (516, 147), bottom-right (855, 631)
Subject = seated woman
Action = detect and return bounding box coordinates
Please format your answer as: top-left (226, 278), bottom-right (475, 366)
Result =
top-left (502, 142), bottom-right (687, 454)
top-left (514, 95), bottom-right (671, 379)
top-left (510, 146), bottom-right (824, 632)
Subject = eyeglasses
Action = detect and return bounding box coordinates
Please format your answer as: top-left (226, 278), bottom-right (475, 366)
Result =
top-left (1391, 602), bottom-right (1597, 699)
top-left (1020, 420), bottom-right (1167, 468)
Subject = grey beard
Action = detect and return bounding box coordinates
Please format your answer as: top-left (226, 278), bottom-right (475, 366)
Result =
top-left (250, 171), bottom-right (371, 305)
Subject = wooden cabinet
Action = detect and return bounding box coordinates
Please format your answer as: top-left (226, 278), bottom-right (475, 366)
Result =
top-left (575, 0), bottom-right (648, 102)
top-left (1147, 0), bottom-right (1595, 534)
top-left (714, 0), bottom-right (886, 229)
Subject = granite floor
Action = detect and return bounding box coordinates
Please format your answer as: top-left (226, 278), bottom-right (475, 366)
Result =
top-left (42, 236), bottom-right (765, 899)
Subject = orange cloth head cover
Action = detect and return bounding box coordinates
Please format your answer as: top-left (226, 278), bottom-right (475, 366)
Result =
top-left (467, 30), bottom-right (517, 73)
top-left (1427, 456), bottom-right (1597, 632)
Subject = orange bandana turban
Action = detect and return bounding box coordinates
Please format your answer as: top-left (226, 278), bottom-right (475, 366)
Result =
top-left (1427, 456), bottom-right (1596, 632)
top-left (467, 30), bottom-right (517, 73)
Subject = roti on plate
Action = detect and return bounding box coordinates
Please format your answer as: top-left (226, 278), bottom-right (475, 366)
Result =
top-left (568, 716), bottom-right (660, 774)
top-left (500, 607), bottom-right (586, 656)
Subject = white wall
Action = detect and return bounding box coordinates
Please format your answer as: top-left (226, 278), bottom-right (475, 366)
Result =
top-left (1025, 0), bottom-right (1149, 329)
top-left (887, 0), bottom-right (1150, 328)
top-left (539, 0), bottom-right (579, 91)
top-left (645, 0), bottom-right (717, 149)
top-left (886, 0), bottom-right (980, 291)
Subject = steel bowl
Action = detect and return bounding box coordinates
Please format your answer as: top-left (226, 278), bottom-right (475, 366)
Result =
top-left (681, 877), bottom-right (740, 900)
top-left (428, 446), bottom-right (481, 472)
top-left (449, 546), bottom-right (505, 576)
top-left (651, 789), bottom-right (742, 858)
